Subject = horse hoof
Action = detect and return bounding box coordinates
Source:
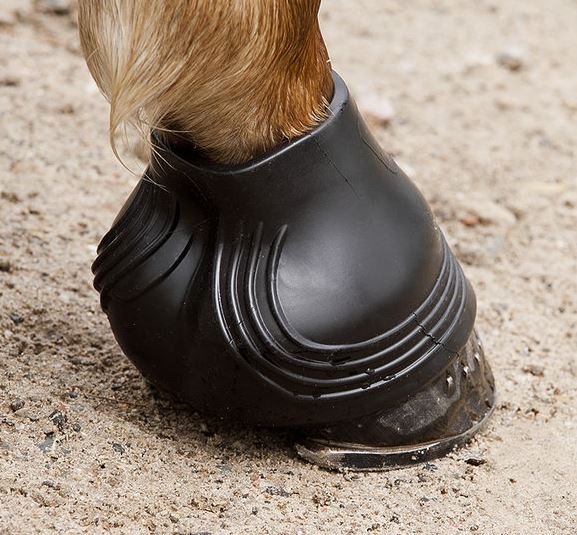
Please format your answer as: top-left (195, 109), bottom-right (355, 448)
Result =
top-left (93, 72), bottom-right (495, 468)
top-left (295, 330), bottom-right (495, 471)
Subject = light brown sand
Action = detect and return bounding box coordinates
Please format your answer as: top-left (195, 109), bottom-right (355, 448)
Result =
top-left (1, 1), bottom-right (576, 533)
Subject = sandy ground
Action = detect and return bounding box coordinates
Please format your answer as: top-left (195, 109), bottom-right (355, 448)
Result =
top-left (1, 1), bottom-right (576, 533)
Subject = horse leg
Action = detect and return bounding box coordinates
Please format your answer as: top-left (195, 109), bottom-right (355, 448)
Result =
top-left (80, 1), bottom-right (496, 472)
top-left (78, 0), bottom-right (332, 164)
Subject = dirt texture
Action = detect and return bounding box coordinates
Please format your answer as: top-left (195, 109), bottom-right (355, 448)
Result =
top-left (1, 1), bottom-right (576, 533)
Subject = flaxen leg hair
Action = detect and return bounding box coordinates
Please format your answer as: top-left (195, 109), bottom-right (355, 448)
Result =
top-left (78, 0), bottom-right (333, 165)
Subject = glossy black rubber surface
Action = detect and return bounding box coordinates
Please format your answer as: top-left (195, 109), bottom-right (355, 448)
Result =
top-left (93, 73), bottom-right (487, 430)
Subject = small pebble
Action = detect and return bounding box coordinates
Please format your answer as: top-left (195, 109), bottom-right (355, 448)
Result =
top-left (523, 364), bottom-right (545, 377)
top-left (497, 47), bottom-right (525, 71)
top-left (49, 410), bottom-right (67, 431)
top-left (37, 432), bottom-right (56, 453)
top-left (461, 197), bottom-right (516, 227)
top-left (1, 191), bottom-right (20, 203)
top-left (357, 94), bottom-right (396, 126)
top-left (265, 486), bottom-right (291, 498)
top-left (312, 490), bottom-right (333, 506)
top-left (9, 399), bottom-right (25, 412)
top-left (464, 453), bottom-right (486, 466)
top-left (58, 103), bottom-right (75, 115)
top-left (9, 312), bottom-right (24, 325)
top-left (461, 215), bottom-right (480, 227)
top-left (0, 76), bottom-right (21, 88)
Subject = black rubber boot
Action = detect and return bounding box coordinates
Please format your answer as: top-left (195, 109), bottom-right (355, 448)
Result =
top-left (93, 72), bottom-right (495, 471)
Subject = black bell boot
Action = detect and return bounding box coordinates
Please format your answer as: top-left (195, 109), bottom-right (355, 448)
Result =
top-left (93, 72), bottom-right (495, 471)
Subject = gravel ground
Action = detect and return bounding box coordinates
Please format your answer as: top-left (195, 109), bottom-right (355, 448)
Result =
top-left (1, 1), bottom-right (576, 533)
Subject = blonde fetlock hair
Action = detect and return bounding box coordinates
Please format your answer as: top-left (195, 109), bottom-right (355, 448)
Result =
top-left (78, 0), bottom-right (332, 165)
